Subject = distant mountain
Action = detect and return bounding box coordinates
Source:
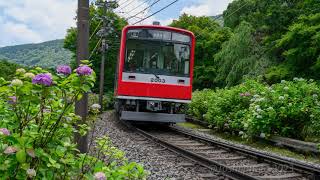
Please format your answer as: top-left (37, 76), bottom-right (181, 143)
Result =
top-left (0, 40), bottom-right (73, 68)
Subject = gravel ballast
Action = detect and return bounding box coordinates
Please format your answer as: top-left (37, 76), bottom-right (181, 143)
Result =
top-left (173, 124), bottom-right (320, 169)
top-left (89, 111), bottom-right (220, 180)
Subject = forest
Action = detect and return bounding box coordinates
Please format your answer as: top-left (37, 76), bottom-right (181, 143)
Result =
top-left (63, 0), bottom-right (320, 93)
top-left (63, 0), bottom-right (320, 141)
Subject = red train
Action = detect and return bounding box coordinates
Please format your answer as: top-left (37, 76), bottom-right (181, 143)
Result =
top-left (114, 24), bottom-right (195, 123)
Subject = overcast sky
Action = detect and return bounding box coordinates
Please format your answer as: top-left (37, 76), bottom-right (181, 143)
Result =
top-left (0, 0), bottom-right (233, 47)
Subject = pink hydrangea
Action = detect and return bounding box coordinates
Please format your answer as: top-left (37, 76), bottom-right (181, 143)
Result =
top-left (56, 65), bottom-right (72, 75)
top-left (4, 146), bottom-right (18, 154)
top-left (27, 149), bottom-right (36, 158)
top-left (240, 92), bottom-right (251, 97)
top-left (94, 172), bottom-right (106, 180)
top-left (76, 66), bottom-right (93, 76)
top-left (0, 128), bottom-right (10, 136)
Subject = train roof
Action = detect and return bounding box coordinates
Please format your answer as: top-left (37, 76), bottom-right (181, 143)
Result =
top-left (122, 25), bottom-right (195, 38)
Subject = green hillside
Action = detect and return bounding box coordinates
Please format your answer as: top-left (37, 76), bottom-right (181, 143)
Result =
top-left (0, 39), bottom-right (73, 68)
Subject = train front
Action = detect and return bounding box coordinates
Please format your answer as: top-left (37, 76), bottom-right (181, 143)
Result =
top-left (115, 25), bottom-right (195, 123)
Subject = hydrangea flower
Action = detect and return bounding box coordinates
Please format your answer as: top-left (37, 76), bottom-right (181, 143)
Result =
top-left (42, 109), bottom-right (51, 113)
top-left (281, 80), bottom-right (286, 84)
top-left (32, 73), bottom-right (53, 86)
top-left (279, 96), bottom-right (285, 100)
top-left (239, 131), bottom-right (244, 135)
top-left (16, 68), bottom-right (26, 74)
top-left (284, 86), bottom-right (289, 91)
top-left (91, 104), bottom-right (101, 111)
top-left (94, 172), bottom-right (106, 180)
top-left (57, 65), bottom-right (72, 75)
top-left (27, 169), bottom-right (36, 178)
top-left (267, 107), bottom-right (274, 111)
top-left (260, 133), bottom-right (266, 138)
top-left (76, 66), bottom-right (93, 76)
top-left (24, 73), bottom-right (35, 79)
top-left (313, 94), bottom-right (318, 99)
top-left (27, 149), bottom-right (35, 158)
top-left (240, 92), bottom-right (251, 97)
top-left (11, 79), bottom-right (23, 86)
top-left (8, 96), bottom-right (17, 104)
top-left (0, 128), bottom-right (10, 136)
top-left (4, 146), bottom-right (18, 154)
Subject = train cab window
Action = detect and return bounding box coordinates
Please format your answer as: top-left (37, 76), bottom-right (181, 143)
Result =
top-left (124, 30), bottom-right (191, 77)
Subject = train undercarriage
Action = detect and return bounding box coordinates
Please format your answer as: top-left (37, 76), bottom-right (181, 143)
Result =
top-left (115, 97), bottom-right (187, 123)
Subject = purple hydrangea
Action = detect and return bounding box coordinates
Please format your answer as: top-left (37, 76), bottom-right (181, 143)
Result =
top-left (32, 73), bottom-right (53, 86)
top-left (76, 66), bottom-right (93, 76)
top-left (8, 96), bottom-right (17, 104)
top-left (56, 65), bottom-right (72, 75)
top-left (0, 128), bottom-right (10, 136)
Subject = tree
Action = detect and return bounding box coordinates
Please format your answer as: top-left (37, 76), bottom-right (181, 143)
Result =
top-left (170, 14), bottom-right (232, 89)
top-left (215, 21), bottom-right (270, 86)
top-left (64, 2), bottom-right (127, 93)
top-left (0, 60), bottom-right (22, 80)
top-left (276, 13), bottom-right (320, 79)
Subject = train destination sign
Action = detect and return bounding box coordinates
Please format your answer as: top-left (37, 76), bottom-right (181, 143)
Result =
top-left (127, 29), bottom-right (191, 43)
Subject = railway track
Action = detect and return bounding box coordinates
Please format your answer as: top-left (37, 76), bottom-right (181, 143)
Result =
top-left (124, 121), bottom-right (320, 180)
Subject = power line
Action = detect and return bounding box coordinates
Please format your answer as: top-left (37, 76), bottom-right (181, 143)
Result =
top-left (121, 0), bottom-right (152, 14)
top-left (127, 0), bottom-right (161, 21)
top-left (132, 0), bottom-right (178, 25)
top-left (89, 37), bottom-right (102, 60)
top-left (116, 0), bottom-right (135, 10)
top-left (89, 20), bottom-right (103, 40)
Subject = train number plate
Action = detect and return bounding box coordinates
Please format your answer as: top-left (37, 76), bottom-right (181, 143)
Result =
top-left (151, 78), bottom-right (166, 83)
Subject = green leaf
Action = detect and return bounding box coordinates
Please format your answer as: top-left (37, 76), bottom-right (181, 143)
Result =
top-left (16, 150), bottom-right (27, 163)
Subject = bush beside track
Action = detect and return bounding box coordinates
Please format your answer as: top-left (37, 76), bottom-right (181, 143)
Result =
top-left (188, 79), bottom-right (320, 143)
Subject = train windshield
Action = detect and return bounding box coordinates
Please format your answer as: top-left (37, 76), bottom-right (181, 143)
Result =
top-left (124, 29), bottom-right (191, 77)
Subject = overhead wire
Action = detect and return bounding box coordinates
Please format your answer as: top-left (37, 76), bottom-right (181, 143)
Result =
top-left (89, 20), bottom-right (103, 40)
top-left (132, 0), bottom-right (179, 25)
top-left (116, 0), bottom-right (136, 11)
top-left (126, 0), bottom-right (161, 21)
top-left (122, 0), bottom-right (152, 14)
top-left (89, 37), bottom-right (103, 60)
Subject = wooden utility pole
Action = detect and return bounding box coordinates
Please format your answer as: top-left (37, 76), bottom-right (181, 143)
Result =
top-left (97, 0), bottom-right (115, 110)
top-left (76, 0), bottom-right (89, 153)
top-left (98, 1), bottom-right (107, 110)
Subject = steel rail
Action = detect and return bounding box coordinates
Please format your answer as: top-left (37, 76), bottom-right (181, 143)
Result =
top-left (171, 126), bottom-right (320, 180)
top-left (121, 120), bottom-right (259, 180)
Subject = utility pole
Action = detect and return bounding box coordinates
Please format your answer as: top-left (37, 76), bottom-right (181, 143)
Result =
top-left (98, 0), bottom-right (107, 110)
top-left (97, 0), bottom-right (115, 110)
top-left (76, 0), bottom-right (89, 153)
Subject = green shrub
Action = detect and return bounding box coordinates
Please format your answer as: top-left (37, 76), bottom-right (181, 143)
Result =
top-left (0, 63), bottom-right (147, 179)
top-left (189, 79), bottom-right (320, 140)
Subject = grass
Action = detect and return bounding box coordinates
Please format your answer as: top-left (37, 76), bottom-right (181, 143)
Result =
top-left (177, 122), bottom-right (320, 164)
